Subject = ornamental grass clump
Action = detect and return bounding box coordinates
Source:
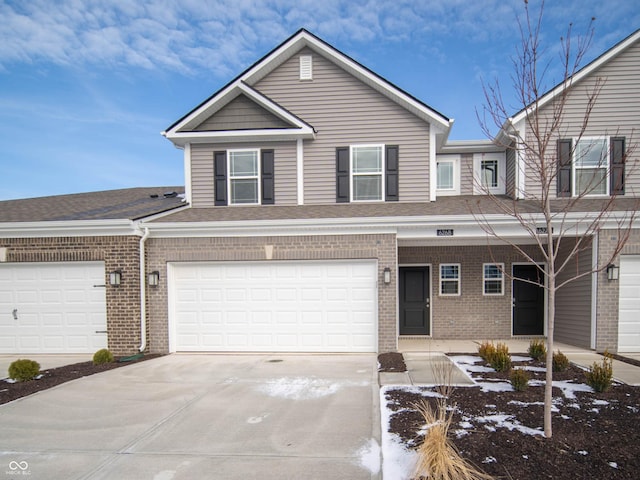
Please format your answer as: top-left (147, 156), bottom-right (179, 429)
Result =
top-left (527, 339), bottom-right (547, 361)
top-left (412, 358), bottom-right (494, 480)
top-left (510, 368), bottom-right (530, 392)
top-left (93, 348), bottom-right (114, 365)
top-left (477, 341), bottom-right (496, 363)
top-left (585, 352), bottom-right (614, 393)
top-left (8, 359), bottom-right (41, 382)
top-left (552, 350), bottom-right (570, 372)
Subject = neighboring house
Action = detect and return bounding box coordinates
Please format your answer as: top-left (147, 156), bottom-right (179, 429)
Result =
top-left (2, 28), bottom-right (639, 356)
top-left (0, 187), bottom-right (185, 355)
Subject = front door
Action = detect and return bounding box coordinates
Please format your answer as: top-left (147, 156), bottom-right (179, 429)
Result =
top-left (512, 264), bottom-right (545, 335)
top-left (399, 267), bottom-right (430, 335)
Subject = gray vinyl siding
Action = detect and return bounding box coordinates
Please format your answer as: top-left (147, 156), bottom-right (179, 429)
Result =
top-left (505, 146), bottom-right (516, 198)
top-left (460, 153), bottom-right (474, 195)
top-left (191, 94), bottom-right (291, 131)
top-left (526, 38), bottom-right (640, 197)
top-left (255, 48), bottom-right (431, 204)
top-left (190, 142), bottom-right (297, 207)
top-left (555, 238), bottom-right (593, 348)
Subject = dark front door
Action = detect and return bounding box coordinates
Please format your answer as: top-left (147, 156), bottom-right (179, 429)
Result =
top-left (399, 267), bottom-right (430, 335)
top-left (512, 264), bottom-right (545, 335)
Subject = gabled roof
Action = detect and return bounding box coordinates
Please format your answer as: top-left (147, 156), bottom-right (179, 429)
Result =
top-left (499, 28), bottom-right (640, 140)
top-left (0, 187), bottom-right (186, 222)
top-left (163, 29), bottom-right (453, 146)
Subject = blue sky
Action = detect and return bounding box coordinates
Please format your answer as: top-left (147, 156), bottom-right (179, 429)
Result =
top-left (0, 0), bottom-right (638, 200)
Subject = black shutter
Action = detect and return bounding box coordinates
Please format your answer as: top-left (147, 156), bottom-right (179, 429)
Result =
top-left (261, 149), bottom-right (275, 204)
top-left (610, 137), bottom-right (625, 195)
top-left (385, 145), bottom-right (399, 201)
top-left (214, 151), bottom-right (227, 206)
top-left (557, 139), bottom-right (572, 197)
top-left (336, 147), bottom-right (350, 203)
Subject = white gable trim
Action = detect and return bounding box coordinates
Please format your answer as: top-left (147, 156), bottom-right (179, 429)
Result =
top-left (163, 82), bottom-right (315, 145)
top-left (508, 29), bottom-right (640, 127)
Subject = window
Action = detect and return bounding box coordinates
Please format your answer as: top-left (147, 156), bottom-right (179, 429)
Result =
top-left (573, 138), bottom-right (608, 196)
top-left (436, 155), bottom-right (460, 196)
top-left (483, 263), bottom-right (504, 295)
top-left (473, 153), bottom-right (505, 195)
top-left (229, 150), bottom-right (259, 204)
top-left (440, 264), bottom-right (460, 296)
top-left (351, 145), bottom-right (384, 201)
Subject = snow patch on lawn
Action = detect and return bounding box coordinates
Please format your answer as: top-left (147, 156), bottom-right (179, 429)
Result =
top-left (380, 386), bottom-right (417, 480)
top-left (476, 414), bottom-right (544, 436)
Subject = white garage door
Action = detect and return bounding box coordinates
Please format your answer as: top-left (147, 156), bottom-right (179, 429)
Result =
top-left (169, 260), bottom-right (377, 352)
top-left (619, 256), bottom-right (640, 352)
top-left (0, 262), bottom-right (107, 354)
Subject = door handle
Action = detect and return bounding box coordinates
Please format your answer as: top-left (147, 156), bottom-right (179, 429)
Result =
top-left (12, 309), bottom-right (18, 320)
top-left (425, 298), bottom-right (430, 308)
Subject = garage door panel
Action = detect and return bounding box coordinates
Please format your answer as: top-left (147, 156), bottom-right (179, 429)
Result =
top-left (170, 260), bottom-right (377, 352)
top-left (619, 256), bottom-right (640, 352)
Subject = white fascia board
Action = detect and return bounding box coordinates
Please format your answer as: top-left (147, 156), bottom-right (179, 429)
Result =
top-left (508, 30), bottom-right (640, 127)
top-left (0, 219), bottom-right (140, 238)
top-left (440, 139), bottom-right (504, 154)
top-left (144, 210), bottom-right (636, 239)
top-left (243, 31), bottom-right (452, 132)
top-left (165, 128), bottom-right (315, 147)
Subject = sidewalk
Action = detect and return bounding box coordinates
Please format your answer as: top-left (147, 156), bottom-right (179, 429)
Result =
top-left (379, 339), bottom-right (640, 387)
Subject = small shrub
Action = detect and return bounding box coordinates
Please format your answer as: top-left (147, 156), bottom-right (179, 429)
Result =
top-left (8, 359), bottom-right (41, 382)
top-left (585, 352), bottom-right (614, 393)
top-left (93, 348), bottom-right (114, 365)
top-left (489, 343), bottom-right (512, 372)
top-left (478, 341), bottom-right (496, 363)
top-left (528, 339), bottom-right (547, 361)
top-left (510, 368), bottom-right (530, 392)
top-left (552, 350), bottom-right (570, 372)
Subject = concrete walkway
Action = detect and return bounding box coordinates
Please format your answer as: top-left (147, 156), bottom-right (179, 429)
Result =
top-left (0, 354), bottom-right (381, 480)
top-left (380, 339), bottom-right (640, 386)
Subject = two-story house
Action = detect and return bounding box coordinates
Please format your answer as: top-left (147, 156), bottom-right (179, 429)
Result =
top-left (1, 28), bottom-right (639, 356)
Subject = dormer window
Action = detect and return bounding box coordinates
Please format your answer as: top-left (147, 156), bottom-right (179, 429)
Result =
top-left (300, 55), bottom-right (312, 80)
top-left (473, 153), bottom-right (506, 195)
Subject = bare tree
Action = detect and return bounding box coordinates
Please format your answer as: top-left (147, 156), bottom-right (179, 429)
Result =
top-left (474, 1), bottom-right (636, 438)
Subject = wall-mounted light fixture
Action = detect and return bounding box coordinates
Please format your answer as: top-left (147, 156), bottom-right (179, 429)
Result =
top-left (607, 264), bottom-right (619, 281)
top-left (383, 267), bottom-right (391, 285)
top-left (109, 270), bottom-right (122, 286)
top-left (148, 271), bottom-right (160, 287)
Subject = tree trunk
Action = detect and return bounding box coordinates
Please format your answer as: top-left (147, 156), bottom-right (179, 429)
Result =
top-left (544, 277), bottom-right (555, 438)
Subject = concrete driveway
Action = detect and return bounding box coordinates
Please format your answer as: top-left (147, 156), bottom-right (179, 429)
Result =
top-left (0, 354), bottom-right (381, 479)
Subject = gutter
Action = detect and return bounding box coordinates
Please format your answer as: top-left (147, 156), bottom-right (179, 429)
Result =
top-left (138, 226), bottom-right (150, 352)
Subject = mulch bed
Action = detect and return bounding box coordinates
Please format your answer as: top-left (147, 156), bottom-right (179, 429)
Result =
top-left (380, 353), bottom-right (640, 480)
top-left (0, 354), bottom-right (162, 405)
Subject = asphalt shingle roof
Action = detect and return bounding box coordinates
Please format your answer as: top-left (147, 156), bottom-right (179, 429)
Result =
top-left (0, 187), bottom-right (186, 222)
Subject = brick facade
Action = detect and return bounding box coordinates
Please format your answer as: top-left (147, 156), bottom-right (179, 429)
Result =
top-left (145, 233), bottom-right (397, 353)
top-left (399, 244), bottom-right (546, 340)
top-left (1, 236), bottom-right (141, 355)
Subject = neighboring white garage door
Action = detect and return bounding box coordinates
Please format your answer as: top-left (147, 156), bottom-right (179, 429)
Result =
top-left (0, 262), bottom-right (107, 354)
top-left (169, 260), bottom-right (377, 352)
top-left (619, 256), bottom-right (640, 353)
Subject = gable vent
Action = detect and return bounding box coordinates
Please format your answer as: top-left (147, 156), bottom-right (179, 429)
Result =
top-left (299, 55), bottom-right (312, 80)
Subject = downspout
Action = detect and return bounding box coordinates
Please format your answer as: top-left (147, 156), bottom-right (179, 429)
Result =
top-left (139, 226), bottom-right (150, 352)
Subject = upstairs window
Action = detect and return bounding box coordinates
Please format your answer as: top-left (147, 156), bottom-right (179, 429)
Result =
top-left (229, 150), bottom-right (259, 204)
top-left (440, 264), bottom-right (460, 296)
top-left (351, 145), bottom-right (383, 201)
top-left (473, 153), bottom-right (505, 195)
top-left (557, 136), bottom-right (625, 197)
top-left (436, 155), bottom-right (460, 196)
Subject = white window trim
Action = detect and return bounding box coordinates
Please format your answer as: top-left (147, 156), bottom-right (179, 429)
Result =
top-left (473, 152), bottom-right (506, 195)
top-left (436, 154), bottom-right (460, 196)
top-left (483, 263), bottom-right (504, 296)
top-left (350, 144), bottom-right (385, 202)
top-left (571, 136), bottom-right (610, 197)
top-left (439, 263), bottom-right (461, 296)
top-left (228, 148), bottom-right (261, 206)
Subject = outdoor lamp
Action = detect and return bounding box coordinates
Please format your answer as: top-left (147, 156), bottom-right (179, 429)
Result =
top-left (607, 264), bottom-right (619, 281)
top-left (383, 267), bottom-right (391, 284)
top-left (148, 271), bottom-right (160, 287)
top-left (109, 270), bottom-right (122, 286)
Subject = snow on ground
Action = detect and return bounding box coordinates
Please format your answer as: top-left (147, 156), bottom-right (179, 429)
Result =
top-left (356, 438), bottom-right (381, 475)
top-left (257, 377), bottom-right (367, 400)
top-left (380, 386), bottom-right (418, 480)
